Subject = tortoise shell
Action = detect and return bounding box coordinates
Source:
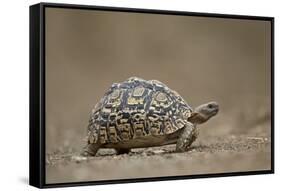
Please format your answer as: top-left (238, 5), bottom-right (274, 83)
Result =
top-left (87, 77), bottom-right (193, 144)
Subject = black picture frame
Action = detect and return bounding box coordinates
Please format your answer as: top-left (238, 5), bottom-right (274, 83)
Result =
top-left (29, 2), bottom-right (274, 189)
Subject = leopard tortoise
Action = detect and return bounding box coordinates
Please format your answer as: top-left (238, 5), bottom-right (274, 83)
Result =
top-left (82, 77), bottom-right (219, 156)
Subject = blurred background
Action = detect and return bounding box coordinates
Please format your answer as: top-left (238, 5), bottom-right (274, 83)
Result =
top-left (45, 7), bottom-right (271, 183)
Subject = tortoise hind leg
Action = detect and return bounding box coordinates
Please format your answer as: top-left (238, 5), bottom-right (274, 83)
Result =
top-left (115, 148), bottom-right (131, 155)
top-left (81, 143), bottom-right (101, 156)
top-left (176, 121), bottom-right (197, 152)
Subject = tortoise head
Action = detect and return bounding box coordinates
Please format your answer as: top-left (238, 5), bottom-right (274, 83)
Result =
top-left (188, 101), bottom-right (219, 124)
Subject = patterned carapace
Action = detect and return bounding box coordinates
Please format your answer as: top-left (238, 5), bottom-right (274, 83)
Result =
top-left (87, 77), bottom-right (193, 144)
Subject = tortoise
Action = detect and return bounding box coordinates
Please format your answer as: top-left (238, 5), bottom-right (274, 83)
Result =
top-left (82, 77), bottom-right (219, 156)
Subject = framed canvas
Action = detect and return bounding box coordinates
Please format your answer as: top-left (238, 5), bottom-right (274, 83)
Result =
top-left (29, 2), bottom-right (274, 188)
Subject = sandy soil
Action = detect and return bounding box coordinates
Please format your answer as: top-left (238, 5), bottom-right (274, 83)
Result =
top-left (46, 133), bottom-right (271, 183)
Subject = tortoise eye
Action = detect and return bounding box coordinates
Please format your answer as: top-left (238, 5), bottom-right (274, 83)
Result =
top-left (208, 104), bottom-right (213, 109)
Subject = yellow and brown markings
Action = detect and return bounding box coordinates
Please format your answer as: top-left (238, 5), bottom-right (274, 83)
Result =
top-left (99, 126), bottom-right (108, 144)
top-left (145, 91), bottom-right (176, 135)
top-left (163, 116), bottom-right (178, 134)
top-left (175, 118), bottom-right (187, 129)
top-left (88, 129), bottom-right (98, 144)
top-left (101, 107), bottom-right (111, 114)
top-left (131, 112), bottom-right (146, 138)
top-left (110, 89), bottom-right (121, 99)
top-left (119, 123), bottom-right (132, 141)
top-left (116, 112), bottom-right (133, 141)
top-left (132, 86), bottom-right (145, 97)
top-left (155, 92), bottom-right (168, 102)
top-left (127, 97), bottom-right (144, 105)
top-left (147, 114), bottom-right (163, 135)
top-left (150, 91), bottom-right (173, 111)
top-left (182, 109), bottom-right (192, 119)
top-left (107, 113), bottom-right (120, 143)
top-left (106, 89), bottom-right (123, 108)
top-left (127, 86), bottom-right (146, 106)
top-left (108, 126), bottom-right (119, 143)
top-left (87, 111), bottom-right (101, 144)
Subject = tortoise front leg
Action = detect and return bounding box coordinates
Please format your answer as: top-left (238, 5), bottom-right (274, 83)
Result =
top-left (176, 121), bottom-right (197, 152)
top-left (81, 143), bottom-right (100, 156)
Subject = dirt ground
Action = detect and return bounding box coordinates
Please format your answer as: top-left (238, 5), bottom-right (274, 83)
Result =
top-left (46, 121), bottom-right (271, 183)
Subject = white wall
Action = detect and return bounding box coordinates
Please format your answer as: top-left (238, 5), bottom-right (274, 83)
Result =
top-left (0, 0), bottom-right (279, 190)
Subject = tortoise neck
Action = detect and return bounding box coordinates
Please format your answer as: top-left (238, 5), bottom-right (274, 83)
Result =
top-left (188, 114), bottom-right (206, 125)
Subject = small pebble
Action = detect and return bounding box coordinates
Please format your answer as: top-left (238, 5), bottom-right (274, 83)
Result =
top-left (141, 152), bottom-right (147, 157)
top-left (71, 155), bottom-right (87, 163)
top-left (152, 150), bottom-right (165, 154)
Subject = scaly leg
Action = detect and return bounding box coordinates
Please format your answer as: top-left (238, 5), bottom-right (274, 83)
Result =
top-left (176, 121), bottom-right (197, 152)
top-left (81, 143), bottom-right (100, 156)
